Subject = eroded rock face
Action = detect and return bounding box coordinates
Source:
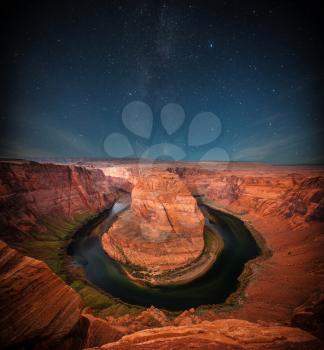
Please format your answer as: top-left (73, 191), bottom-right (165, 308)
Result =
top-left (0, 160), bottom-right (116, 245)
top-left (171, 165), bottom-right (324, 227)
top-left (100, 162), bottom-right (324, 325)
top-left (1, 160), bottom-right (324, 349)
top-left (102, 172), bottom-right (204, 273)
top-left (291, 281), bottom-right (324, 339)
top-left (0, 240), bottom-right (81, 349)
top-left (105, 306), bottom-right (169, 335)
top-left (85, 319), bottom-right (321, 350)
top-left (0, 160), bottom-right (117, 274)
top-left (81, 312), bottom-right (125, 348)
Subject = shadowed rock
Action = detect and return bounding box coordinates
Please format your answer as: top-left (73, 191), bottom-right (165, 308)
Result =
top-left (85, 319), bottom-right (321, 350)
top-left (0, 240), bottom-right (81, 348)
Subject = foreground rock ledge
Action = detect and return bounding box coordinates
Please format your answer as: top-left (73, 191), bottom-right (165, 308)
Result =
top-left (0, 239), bottom-right (81, 348)
top-left (101, 171), bottom-right (213, 285)
top-left (85, 319), bottom-right (321, 350)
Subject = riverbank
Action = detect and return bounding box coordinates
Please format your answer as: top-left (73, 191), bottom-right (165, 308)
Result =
top-left (63, 199), bottom-right (144, 316)
top-left (66, 199), bottom-right (260, 311)
top-left (195, 196), bottom-right (324, 326)
top-left (121, 227), bottom-right (224, 286)
top-left (194, 198), bottom-right (270, 313)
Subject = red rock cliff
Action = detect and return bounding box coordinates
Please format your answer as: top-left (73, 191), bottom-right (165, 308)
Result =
top-left (0, 160), bottom-right (116, 245)
top-left (100, 162), bottom-right (324, 326)
top-left (85, 318), bottom-right (320, 350)
top-left (170, 164), bottom-right (324, 227)
top-left (0, 239), bottom-right (81, 349)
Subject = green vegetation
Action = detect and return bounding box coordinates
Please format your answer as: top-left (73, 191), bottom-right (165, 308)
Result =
top-left (21, 210), bottom-right (143, 315)
top-left (22, 213), bottom-right (95, 275)
top-left (99, 302), bottom-right (143, 318)
top-left (22, 239), bottom-right (65, 275)
top-left (79, 285), bottom-right (115, 309)
top-left (18, 199), bottom-right (260, 316)
top-left (204, 229), bottom-right (216, 250)
top-left (70, 279), bottom-right (143, 316)
top-left (70, 279), bottom-right (86, 291)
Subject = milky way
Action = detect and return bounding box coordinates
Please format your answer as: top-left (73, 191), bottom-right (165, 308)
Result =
top-left (0, 1), bottom-right (323, 163)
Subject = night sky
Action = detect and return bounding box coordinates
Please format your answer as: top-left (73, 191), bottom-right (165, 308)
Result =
top-left (1, 1), bottom-right (323, 163)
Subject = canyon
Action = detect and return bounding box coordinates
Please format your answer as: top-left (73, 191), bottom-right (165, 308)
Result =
top-left (0, 160), bottom-right (117, 274)
top-left (0, 159), bottom-right (323, 349)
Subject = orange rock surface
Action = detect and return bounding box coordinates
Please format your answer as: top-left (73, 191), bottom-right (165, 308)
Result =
top-left (173, 163), bottom-right (324, 326)
top-left (0, 239), bottom-right (81, 349)
top-left (85, 319), bottom-right (321, 350)
top-left (1, 160), bottom-right (324, 349)
top-left (102, 171), bottom-right (205, 275)
top-left (0, 160), bottom-right (116, 245)
top-left (100, 161), bottom-right (324, 327)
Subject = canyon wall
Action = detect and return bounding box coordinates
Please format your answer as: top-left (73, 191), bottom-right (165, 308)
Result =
top-left (2, 239), bottom-right (320, 350)
top-left (0, 160), bottom-right (323, 349)
top-left (101, 162), bottom-right (324, 327)
top-left (0, 240), bottom-right (126, 350)
top-left (171, 164), bottom-right (324, 228)
top-left (0, 160), bottom-right (116, 253)
top-left (0, 239), bottom-right (81, 349)
top-left (103, 162), bottom-right (324, 228)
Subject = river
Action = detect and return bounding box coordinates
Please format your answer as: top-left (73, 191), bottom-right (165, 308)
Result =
top-left (67, 199), bottom-right (260, 310)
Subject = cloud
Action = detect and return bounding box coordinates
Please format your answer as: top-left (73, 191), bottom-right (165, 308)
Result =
top-left (232, 127), bottom-right (324, 162)
top-left (232, 137), bottom-right (290, 161)
top-left (0, 117), bottom-right (99, 158)
top-left (42, 124), bottom-right (98, 156)
top-left (0, 139), bottom-right (57, 158)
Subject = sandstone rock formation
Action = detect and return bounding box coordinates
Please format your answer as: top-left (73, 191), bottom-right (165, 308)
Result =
top-left (172, 163), bottom-right (324, 323)
top-left (81, 312), bottom-right (125, 348)
top-left (0, 160), bottom-right (115, 243)
top-left (170, 164), bottom-right (324, 227)
top-left (100, 162), bottom-right (324, 324)
top-left (291, 281), bottom-right (324, 339)
top-left (1, 160), bottom-right (324, 349)
top-left (85, 319), bottom-right (321, 350)
top-left (1, 234), bottom-right (321, 350)
top-left (105, 306), bottom-right (169, 335)
top-left (0, 240), bottom-right (127, 350)
top-left (103, 162), bottom-right (324, 227)
top-left (0, 239), bottom-right (81, 349)
top-left (0, 160), bottom-right (116, 271)
top-left (102, 171), bottom-right (205, 282)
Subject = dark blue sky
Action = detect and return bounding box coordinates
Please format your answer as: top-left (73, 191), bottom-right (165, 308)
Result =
top-left (1, 0), bottom-right (323, 163)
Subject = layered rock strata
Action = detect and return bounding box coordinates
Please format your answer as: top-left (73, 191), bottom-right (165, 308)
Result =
top-left (101, 162), bottom-right (324, 325)
top-left (0, 240), bottom-right (81, 349)
top-left (2, 239), bottom-right (319, 350)
top-left (1, 160), bottom-right (324, 349)
top-left (85, 319), bottom-right (321, 350)
top-left (102, 171), bottom-right (208, 285)
top-left (0, 239), bottom-right (127, 350)
top-left (0, 160), bottom-right (116, 271)
top-left (0, 160), bottom-right (115, 242)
